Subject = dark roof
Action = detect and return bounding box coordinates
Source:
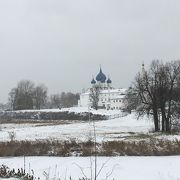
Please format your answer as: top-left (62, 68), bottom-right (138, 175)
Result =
top-left (107, 78), bottom-right (112, 84)
top-left (96, 68), bottom-right (107, 83)
top-left (91, 78), bottom-right (96, 84)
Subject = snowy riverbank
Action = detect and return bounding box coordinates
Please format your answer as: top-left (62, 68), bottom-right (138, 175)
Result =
top-left (1, 156), bottom-right (180, 180)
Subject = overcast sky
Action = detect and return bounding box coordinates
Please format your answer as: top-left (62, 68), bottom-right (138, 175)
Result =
top-left (0, 0), bottom-right (180, 103)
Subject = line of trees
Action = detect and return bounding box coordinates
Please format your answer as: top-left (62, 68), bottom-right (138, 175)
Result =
top-left (8, 80), bottom-right (80, 110)
top-left (50, 92), bottom-right (80, 109)
top-left (9, 80), bottom-right (48, 110)
top-left (126, 60), bottom-right (180, 132)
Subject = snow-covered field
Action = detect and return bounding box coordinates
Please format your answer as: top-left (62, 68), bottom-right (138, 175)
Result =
top-left (1, 108), bottom-right (180, 180)
top-left (1, 156), bottom-right (180, 180)
top-left (1, 107), bottom-right (180, 142)
top-left (0, 112), bottom-right (153, 142)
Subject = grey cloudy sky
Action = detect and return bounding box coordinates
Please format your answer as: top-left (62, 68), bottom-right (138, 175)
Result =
top-left (0, 0), bottom-right (180, 103)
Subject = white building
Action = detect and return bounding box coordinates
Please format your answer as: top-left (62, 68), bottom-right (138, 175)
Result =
top-left (78, 67), bottom-right (127, 110)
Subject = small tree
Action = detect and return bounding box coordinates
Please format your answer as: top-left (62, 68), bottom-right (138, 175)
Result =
top-left (89, 85), bottom-right (100, 110)
top-left (33, 84), bottom-right (48, 109)
top-left (8, 88), bottom-right (18, 110)
top-left (14, 80), bottom-right (34, 110)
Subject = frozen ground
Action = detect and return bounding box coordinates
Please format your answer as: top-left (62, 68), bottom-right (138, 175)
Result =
top-left (0, 112), bottom-right (153, 142)
top-left (1, 156), bottom-right (180, 180)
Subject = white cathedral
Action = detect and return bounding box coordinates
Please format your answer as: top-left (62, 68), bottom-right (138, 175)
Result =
top-left (78, 67), bottom-right (127, 110)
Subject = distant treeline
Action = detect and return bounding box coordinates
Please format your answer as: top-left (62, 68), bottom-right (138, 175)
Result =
top-left (7, 80), bottom-right (80, 110)
top-left (0, 111), bottom-right (107, 121)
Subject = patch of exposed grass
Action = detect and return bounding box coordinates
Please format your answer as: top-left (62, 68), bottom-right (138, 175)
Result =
top-left (102, 139), bottom-right (180, 156)
top-left (0, 138), bottom-right (180, 157)
top-left (0, 139), bottom-right (96, 157)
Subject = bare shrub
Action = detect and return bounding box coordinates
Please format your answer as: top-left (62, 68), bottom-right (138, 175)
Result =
top-left (0, 164), bottom-right (35, 179)
top-left (8, 131), bottom-right (16, 142)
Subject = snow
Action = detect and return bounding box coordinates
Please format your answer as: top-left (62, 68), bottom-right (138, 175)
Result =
top-left (81, 88), bottom-right (126, 95)
top-left (1, 156), bottom-right (180, 180)
top-left (0, 113), bottom-right (153, 142)
top-left (1, 109), bottom-right (180, 180)
top-left (1, 108), bottom-right (180, 142)
top-left (101, 88), bottom-right (127, 94)
top-left (157, 134), bottom-right (180, 141)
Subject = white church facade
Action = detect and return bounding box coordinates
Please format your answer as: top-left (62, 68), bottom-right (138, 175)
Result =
top-left (78, 67), bottom-right (127, 110)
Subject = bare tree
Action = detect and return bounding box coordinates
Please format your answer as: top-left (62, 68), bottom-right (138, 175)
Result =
top-left (8, 88), bottom-right (18, 110)
top-left (89, 86), bottom-right (100, 110)
top-left (162, 61), bottom-right (180, 131)
top-left (33, 84), bottom-right (48, 109)
top-left (60, 92), bottom-right (80, 108)
top-left (10, 80), bottom-right (35, 110)
top-left (50, 94), bottom-right (62, 109)
top-left (8, 80), bottom-right (48, 110)
top-left (124, 87), bottom-right (140, 113)
top-left (127, 60), bottom-right (180, 132)
top-left (50, 92), bottom-right (80, 108)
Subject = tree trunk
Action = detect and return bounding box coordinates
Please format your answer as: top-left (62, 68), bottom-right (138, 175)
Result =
top-left (165, 118), bottom-right (170, 132)
top-left (161, 107), bottom-right (166, 132)
top-left (153, 108), bottom-right (159, 132)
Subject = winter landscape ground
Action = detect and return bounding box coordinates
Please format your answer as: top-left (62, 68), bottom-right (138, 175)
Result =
top-left (1, 156), bottom-right (180, 180)
top-left (0, 107), bottom-right (179, 143)
top-left (0, 107), bottom-right (152, 142)
top-left (0, 107), bottom-right (180, 179)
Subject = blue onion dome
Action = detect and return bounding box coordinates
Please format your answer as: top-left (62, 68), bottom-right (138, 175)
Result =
top-left (91, 78), bottom-right (96, 84)
top-left (107, 77), bottom-right (112, 84)
top-left (96, 67), bottom-right (107, 83)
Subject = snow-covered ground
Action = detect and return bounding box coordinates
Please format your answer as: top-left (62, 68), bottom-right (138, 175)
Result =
top-left (1, 109), bottom-right (180, 180)
top-left (1, 108), bottom-right (180, 142)
top-left (1, 156), bottom-right (180, 180)
top-left (0, 113), bottom-right (153, 142)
